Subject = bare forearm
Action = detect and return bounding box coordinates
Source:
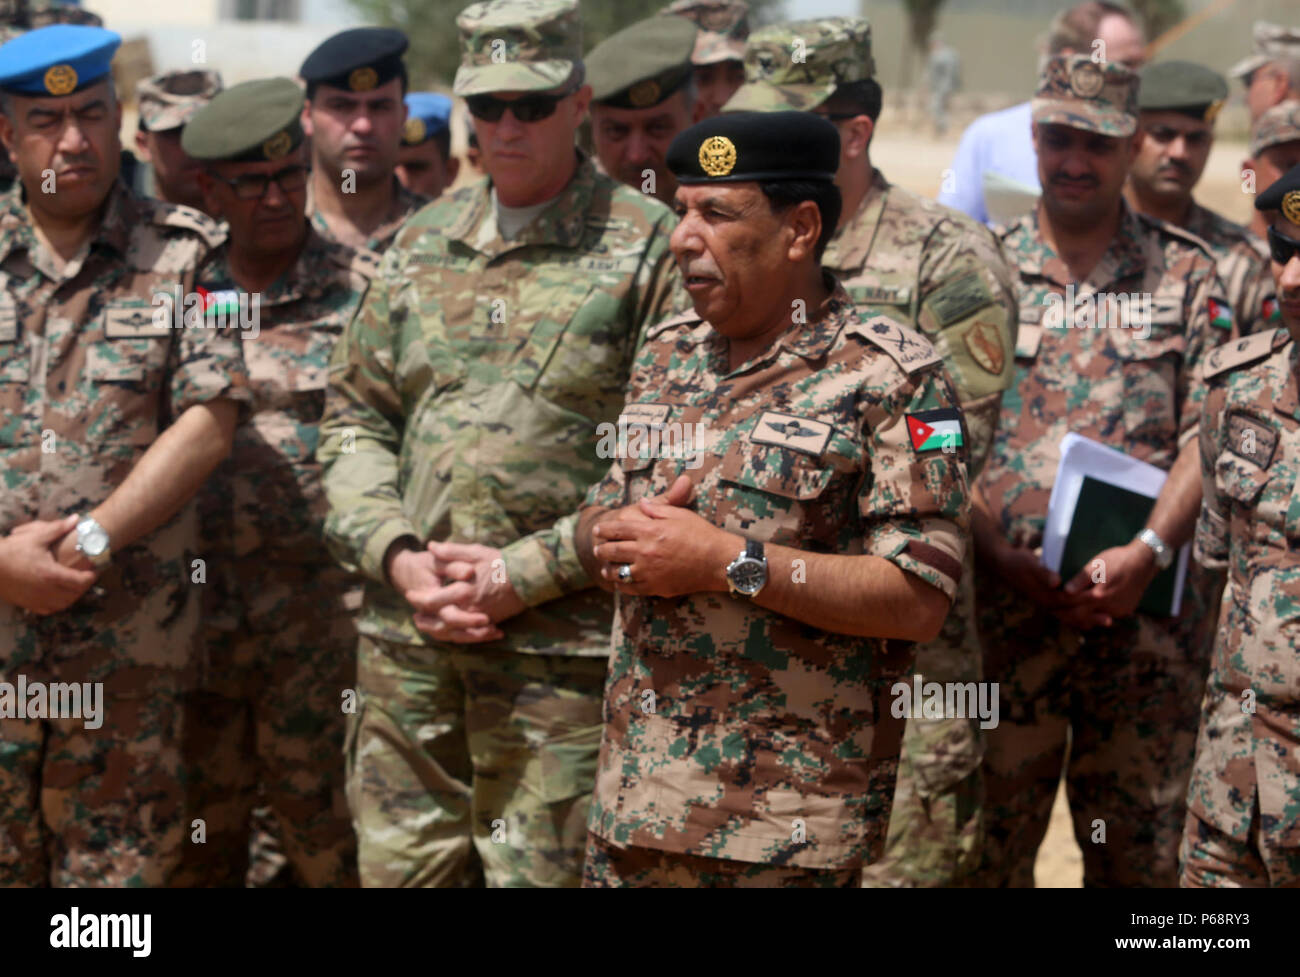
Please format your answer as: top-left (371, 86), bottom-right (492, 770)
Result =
top-left (1146, 440), bottom-right (1201, 549)
top-left (745, 543), bottom-right (949, 642)
top-left (91, 400), bottom-right (237, 549)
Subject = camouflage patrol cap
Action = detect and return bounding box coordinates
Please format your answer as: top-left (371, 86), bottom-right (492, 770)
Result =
top-left (182, 77), bottom-right (305, 164)
top-left (1230, 21), bottom-right (1300, 81)
top-left (660, 0), bottom-right (748, 66)
top-left (1138, 61), bottom-right (1227, 123)
top-left (453, 0), bottom-right (582, 98)
top-left (588, 15), bottom-right (695, 109)
top-left (136, 69), bottom-right (223, 132)
top-left (1250, 99), bottom-right (1300, 157)
top-left (723, 17), bottom-right (874, 113)
top-left (1032, 54), bottom-right (1138, 137)
top-left (28, 1), bottom-right (101, 28)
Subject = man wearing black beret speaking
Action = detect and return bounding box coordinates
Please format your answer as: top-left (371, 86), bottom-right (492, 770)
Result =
top-left (573, 112), bottom-right (972, 887)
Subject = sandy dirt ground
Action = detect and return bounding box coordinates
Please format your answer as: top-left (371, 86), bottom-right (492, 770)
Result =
top-left (870, 121), bottom-right (1250, 889)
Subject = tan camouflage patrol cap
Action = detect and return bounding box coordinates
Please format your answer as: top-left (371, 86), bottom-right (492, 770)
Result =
top-left (453, 0), bottom-right (581, 97)
top-left (1032, 54), bottom-right (1138, 137)
top-left (660, 0), bottom-right (748, 66)
top-left (1251, 99), bottom-right (1300, 157)
top-left (136, 69), bottom-right (223, 132)
top-left (723, 16), bottom-right (874, 113)
top-left (1230, 21), bottom-right (1300, 81)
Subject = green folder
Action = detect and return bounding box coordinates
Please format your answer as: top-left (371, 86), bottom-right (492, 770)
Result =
top-left (1059, 476), bottom-right (1180, 617)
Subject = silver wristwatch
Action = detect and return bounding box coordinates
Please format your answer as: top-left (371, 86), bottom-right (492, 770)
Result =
top-left (75, 516), bottom-right (112, 570)
top-left (725, 539), bottom-right (767, 597)
top-left (1135, 527), bottom-right (1172, 571)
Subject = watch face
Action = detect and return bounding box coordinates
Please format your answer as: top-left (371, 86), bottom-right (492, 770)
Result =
top-left (81, 524), bottom-right (108, 556)
top-left (730, 558), bottom-right (766, 595)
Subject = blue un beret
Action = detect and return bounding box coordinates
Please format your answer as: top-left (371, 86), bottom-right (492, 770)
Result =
top-left (402, 91), bottom-right (452, 145)
top-left (0, 24), bottom-right (121, 96)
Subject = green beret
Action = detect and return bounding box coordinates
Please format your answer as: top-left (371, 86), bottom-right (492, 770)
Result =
top-left (1138, 61), bottom-right (1227, 123)
top-left (588, 15), bottom-right (696, 109)
top-left (182, 77), bottom-right (305, 163)
top-left (1255, 161), bottom-right (1300, 223)
top-left (667, 110), bottom-right (838, 184)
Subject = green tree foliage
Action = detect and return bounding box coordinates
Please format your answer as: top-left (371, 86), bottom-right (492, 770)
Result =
top-left (347, 0), bottom-right (786, 89)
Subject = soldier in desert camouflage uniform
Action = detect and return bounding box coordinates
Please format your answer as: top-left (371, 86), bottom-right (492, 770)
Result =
top-left (0, 26), bottom-right (249, 886)
top-left (727, 17), bottom-right (1017, 887)
top-left (317, 0), bottom-right (680, 888)
top-left (1245, 101), bottom-right (1300, 242)
top-left (1182, 164), bottom-right (1300, 887)
top-left (974, 55), bottom-right (1229, 888)
top-left (660, 0), bottom-right (748, 121)
top-left (575, 111), bottom-right (970, 887)
top-left (300, 28), bottom-right (427, 254)
top-left (132, 69), bottom-right (222, 212)
top-left (173, 79), bottom-right (372, 888)
top-left (1126, 61), bottom-right (1275, 337)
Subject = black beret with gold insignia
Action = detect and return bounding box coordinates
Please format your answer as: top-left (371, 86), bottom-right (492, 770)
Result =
top-left (1256, 161), bottom-right (1300, 224)
top-left (1138, 61), bottom-right (1228, 124)
top-left (666, 110), bottom-right (839, 184)
top-left (182, 77), bottom-right (306, 163)
top-left (300, 27), bottom-right (408, 96)
top-left (588, 15), bottom-right (697, 110)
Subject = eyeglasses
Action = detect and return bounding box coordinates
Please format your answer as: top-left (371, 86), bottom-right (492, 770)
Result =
top-left (465, 90), bottom-right (572, 124)
top-left (210, 164), bottom-right (310, 201)
top-left (1267, 225), bottom-right (1300, 265)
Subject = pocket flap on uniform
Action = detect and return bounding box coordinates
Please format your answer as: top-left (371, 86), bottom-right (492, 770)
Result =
top-left (721, 439), bottom-right (834, 501)
top-left (86, 341), bottom-right (150, 382)
top-left (1216, 453), bottom-right (1269, 506)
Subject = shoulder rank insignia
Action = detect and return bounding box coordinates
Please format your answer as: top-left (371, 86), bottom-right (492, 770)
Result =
top-left (1202, 327), bottom-right (1291, 381)
top-left (847, 315), bottom-right (943, 372)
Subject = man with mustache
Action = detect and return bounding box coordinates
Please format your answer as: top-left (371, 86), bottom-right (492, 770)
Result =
top-left (974, 55), bottom-right (1228, 887)
top-left (725, 17), bottom-right (1017, 889)
top-left (1126, 61), bottom-right (1275, 337)
top-left (132, 69), bottom-right (222, 214)
top-left (1182, 162), bottom-right (1300, 887)
top-left (587, 14), bottom-right (697, 206)
top-left (175, 78), bottom-right (376, 888)
top-left (0, 24), bottom-right (249, 886)
top-left (575, 111), bottom-right (970, 887)
top-left (318, 0), bottom-right (680, 888)
top-left (300, 28), bottom-right (427, 254)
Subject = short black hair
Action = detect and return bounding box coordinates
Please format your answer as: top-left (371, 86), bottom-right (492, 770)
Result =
top-left (305, 64), bottom-right (409, 102)
top-left (759, 180), bottom-right (842, 261)
top-left (822, 78), bottom-right (883, 122)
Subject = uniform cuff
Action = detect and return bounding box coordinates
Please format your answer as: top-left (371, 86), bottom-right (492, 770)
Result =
top-left (361, 518), bottom-right (422, 584)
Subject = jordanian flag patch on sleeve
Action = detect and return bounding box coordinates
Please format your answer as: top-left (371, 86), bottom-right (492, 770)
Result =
top-left (1263, 296), bottom-right (1281, 324)
top-left (906, 408), bottom-right (964, 454)
top-left (1208, 296), bottom-right (1233, 331)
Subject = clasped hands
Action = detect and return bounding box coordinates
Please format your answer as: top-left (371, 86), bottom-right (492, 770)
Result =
top-left (0, 514), bottom-right (98, 615)
top-left (987, 537), bottom-right (1160, 630)
top-left (391, 475), bottom-right (734, 644)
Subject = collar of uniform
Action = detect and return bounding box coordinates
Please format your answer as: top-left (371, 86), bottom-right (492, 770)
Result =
top-left (1023, 198), bottom-right (1147, 287)
top-left (707, 271), bottom-right (851, 378)
top-left (306, 176), bottom-right (419, 246)
top-left (820, 167), bottom-right (890, 272)
top-left (443, 152), bottom-right (598, 258)
top-left (0, 178), bottom-right (133, 271)
top-left (202, 223), bottom-right (340, 305)
top-left (1272, 339), bottom-right (1300, 423)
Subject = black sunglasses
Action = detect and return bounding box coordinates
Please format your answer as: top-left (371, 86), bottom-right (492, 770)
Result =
top-left (465, 89), bottom-right (573, 124)
top-left (210, 164), bottom-right (310, 201)
top-left (1267, 225), bottom-right (1300, 265)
